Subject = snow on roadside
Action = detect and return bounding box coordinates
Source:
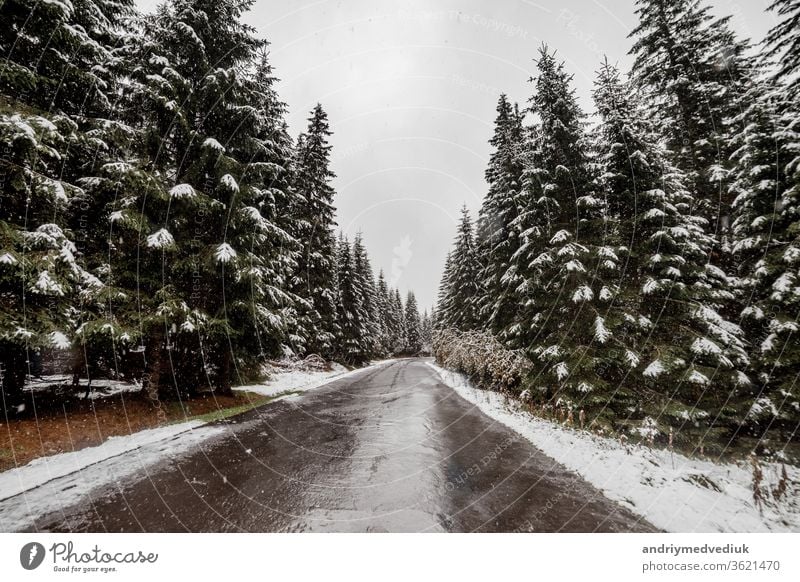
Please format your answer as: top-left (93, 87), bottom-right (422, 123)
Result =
top-left (0, 359), bottom-right (395, 531)
top-left (24, 375), bottom-right (143, 400)
top-left (0, 422), bottom-right (225, 531)
top-left (235, 359), bottom-right (395, 399)
top-left (233, 362), bottom-right (349, 398)
top-left (428, 362), bottom-right (800, 533)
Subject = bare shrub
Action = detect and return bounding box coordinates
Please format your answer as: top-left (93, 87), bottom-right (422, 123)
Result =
top-left (432, 328), bottom-right (531, 394)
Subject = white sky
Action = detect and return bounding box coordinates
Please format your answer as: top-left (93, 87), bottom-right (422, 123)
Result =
top-left (136, 0), bottom-right (776, 310)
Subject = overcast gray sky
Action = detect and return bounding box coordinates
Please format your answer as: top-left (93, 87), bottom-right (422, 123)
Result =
top-left (137, 0), bottom-right (775, 311)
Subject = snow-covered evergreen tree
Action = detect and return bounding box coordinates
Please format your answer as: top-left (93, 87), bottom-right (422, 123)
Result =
top-left (335, 236), bottom-right (369, 364)
top-left (729, 78), bottom-right (800, 437)
top-left (764, 0), bottom-right (800, 99)
top-left (353, 233), bottom-right (380, 359)
top-left (403, 291), bottom-right (422, 354)
top-left (628, 0), bottom-right (754, 247)
top-left (292, 104), bottom-right (339, 358)
top-left (509, 47), bottom-right (626, 416)
top-left (0, 0), bottom-right (135, 115)
top-left (437, 206), bottom-right (481, 330)
top-left (0, 0), bottom-right (135, 404)
top-left (435, 252), bottom-right (453, 328)
top-left (97, 0), bottom-right (298, 396)
top-left (594, 59), bottom-right (751, 440)
top-left (0, 111), bottom-right (98, 402)
top-left (375, 270), bottom-right (392, 356)
top-left (420, 309), bottom-right (433, 354)
top-left (391, 288), bottom-right (406, 353)
top-left (476, 95), bottom-right (525, 336)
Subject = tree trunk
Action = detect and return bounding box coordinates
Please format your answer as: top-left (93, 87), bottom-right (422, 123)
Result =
top-left (0, 344), bottom-right (28, 411)
top-left (143, 328), bottom-right (165, 403)
top-left (215, 347), bottom-right (233, 396)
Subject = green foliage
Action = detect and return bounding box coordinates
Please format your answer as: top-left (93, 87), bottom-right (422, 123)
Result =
top-left (0, 0), bottom-right (414, 409)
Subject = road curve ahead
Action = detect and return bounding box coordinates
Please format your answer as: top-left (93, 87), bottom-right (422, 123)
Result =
top-left (30, 359), bottom-right (654, 532)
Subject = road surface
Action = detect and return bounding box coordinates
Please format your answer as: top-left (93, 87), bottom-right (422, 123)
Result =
top-left (29, 359), bottom-right (654, 532)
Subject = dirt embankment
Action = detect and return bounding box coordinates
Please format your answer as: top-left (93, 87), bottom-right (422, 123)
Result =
top-left (0, 391), bottom-right (269, 473)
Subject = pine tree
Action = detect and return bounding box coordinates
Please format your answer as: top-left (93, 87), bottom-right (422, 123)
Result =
top-left (435, 251), bottom-right (453, 328)
top-left (476, 95), bottom-right (526, 336)
top-left (0, 0), bottom-right (135, 116)
top-left (594, 59), bottom-right (751, 439)
top-left (438, 206), bottom-right (481, 330)
top-left (353, 233), bottom-right (379, 359)
top-left (375, 270), bottom-right (392, 356)
top-left (729, 78), bottom-right (800, 437)
top-left (99, 0), bottom-right (296, 396)
top-left (420, 309), bottom-right (433, 354)
top-left (404, 291), bottom-right (422, 354)
top-left (391, 288), bottom-right (406, 353)
top-left (628, 0), bottom-right (754, 246)
top-left (292, 104), bottom-right (339, 358)
top-left (764, 0), bottom-right (800, 99)
top-left (510, 47), bottom-right (624, 415)
top-left (335, 235), bottom-right (369, 364)
top-left (0, 0), bottom-right (136, 404)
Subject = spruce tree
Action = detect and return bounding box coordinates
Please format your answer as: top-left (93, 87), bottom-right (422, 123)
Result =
top-left (730, 78), bottom-right (800, 437)
top-left (404, 291), bottom-right (422, 354)
top-left (353, 233), bottom-right (379, 359)
top-left (0, 0), bottom-right (135, 116)
top-left (0, 111), bottom-right (97, 403)
top-left (420, 309), bottom-right (433, 354)
top-left (0, 0), bottom-right (136, 404)
top-left (375, 270), bottom-right (392, 356)
top-left (438, 206), bottom-right (481, 331)
top-left (292, 104), bottom-right (339, 358)
top-left (476, 95), bottom-right (525, 336)
top-left (392, 288), bottom-right (406, 353)
top-left (335, 236), bottom-right (368, 364)
top-left (628, 0), bottom-right (753, 246)
top-left (511, 47), bottom-right (624, 416)
top-left (594, 60), bottom-right (751, 440)
top-left (764, 0), bottom-right (800, 99)
top-left (435, 252), bottom-right (453, 328)
top-left (102, 0), bottom-right (295, 396)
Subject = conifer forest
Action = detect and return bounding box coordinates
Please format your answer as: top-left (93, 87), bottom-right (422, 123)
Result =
top-left (1, 0), bottom-right (800, 537)
top-left (0, 0), bottom-right (430, 407)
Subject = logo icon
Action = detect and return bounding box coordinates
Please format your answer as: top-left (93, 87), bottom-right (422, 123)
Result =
top-left (20, 542), bottom-right (46, 570)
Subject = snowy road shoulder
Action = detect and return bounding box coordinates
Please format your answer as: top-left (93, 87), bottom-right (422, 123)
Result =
top-left (0, 422), bottom-right (225, 532)
top-left (233, 359), bottom-right (393, 399)
top-left (428, 362), bottom-right (800, 533)
top-left (0, 359), bottom-right (394, 532)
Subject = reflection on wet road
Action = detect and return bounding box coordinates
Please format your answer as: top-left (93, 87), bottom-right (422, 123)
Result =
top-left (31, 359), bottom-right (654, 532)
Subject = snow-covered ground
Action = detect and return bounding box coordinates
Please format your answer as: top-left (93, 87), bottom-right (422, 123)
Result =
top-left (0, 360), bottom-right (393, 532)
top-left (428, 362), bottom-right (800, 533)
top-left (0, 422), bottom-right (224, 531)
top-left (24, 375), bottom-right (142, 399)
top-left (234, 361), bottom-right (350, 398)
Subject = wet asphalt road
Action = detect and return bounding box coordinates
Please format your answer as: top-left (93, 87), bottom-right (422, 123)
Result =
top-left (30, 359), bottom-right (654, 532)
